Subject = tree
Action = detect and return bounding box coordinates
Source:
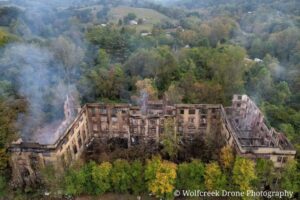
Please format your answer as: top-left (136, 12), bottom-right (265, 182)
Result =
top-left (254, 159), bottom-right (275, 190)
top-left (110, 159), bottom-right (131, 193)
top-left (271, 81), bottom-right (291, 104)
top-left (279, 123), bottom-right (296, 141)
top-left (125, 47), bottom-right (179, 91)
top-left (161, 118), bottom-right (180, 160)
top-left (208, 45), bottom-right (247, 102)
top-left (133, 78), bottom-right (158, 103)
top-left (155, 46), bottom-right (179, 91)
top-left (118, 19), bottom-right (123, 26)
top-left (51, 36), bottom-right (84, 82)
top-left (41, 165), bottom-right (64, 196)
top-left (219, 145), bottom-right (234, 170)
top-left (124, 13), bottom-right (137, 24)
top-left (176, 160), bottom-right (205, 191)
top-left (280, 159), bottom-right (300, 193)
top-left (124, 49), bottom-right (161, 78)
top-left (204, 162), bottom-right (227, 191)
top-left (64, 167), bottom-right (86, 196)
top-left (232, 157), bottom-right (256, 192)
top-left (96, 48), bottom-right (110, 69)
top-left (86, 26), bottom-right (129, 63)
top-left (0, 98), bottom-right (22, 174)
top-left (164, 83), bottom-right (183, 104)
top-left (269, 28), bottom-right (300, 62)
top-left (190, 81), bottom-right (224, 104)
top-left (145, 156), bottom-right (177, 199)
top-left (79, 65), bottom-right (126, 102)
top-left (92, 162), bottom-right (112, 195)
top-left (245, 62), bottom-right (273, 102)
top-left (129, 160), bottom-right (146, 195)
top-left (0, 30), bottom-right (17, 47)
top-left (0, 175), bottom-right (6, 197)
top-left (0, 148), bottom-right (8, 173)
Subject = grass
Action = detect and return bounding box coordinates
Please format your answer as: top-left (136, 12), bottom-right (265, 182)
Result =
top-left (75, 193), bottom-right (157, 200)
top-left (108, 6), bottom-right (176, 32)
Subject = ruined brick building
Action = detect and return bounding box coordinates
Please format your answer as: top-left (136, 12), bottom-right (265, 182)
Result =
top-left (9, 95), bottom-right (296, 187)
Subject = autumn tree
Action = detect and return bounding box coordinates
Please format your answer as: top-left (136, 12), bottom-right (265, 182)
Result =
top-left (0, 30), bottom-right (17, 47)
top-left (232, 157), bottom-right (256, 193)
top-left (219, 145), bottom-right (234, 170)
top-left (131, 78), bottom-right (158, 104)
top-left (176, 160), bottom-right (205, 191)
top-left (204, 162), bottom-right (227, 191)
top-left (145, 156), bottom-right (177, 199)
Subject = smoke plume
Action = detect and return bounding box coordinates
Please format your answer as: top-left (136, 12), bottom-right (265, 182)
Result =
top-left (0, 44), bottom-right (78, 144)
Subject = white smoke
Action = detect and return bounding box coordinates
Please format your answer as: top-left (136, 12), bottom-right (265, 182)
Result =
top-left (0, 44), bottom-right (78, 144)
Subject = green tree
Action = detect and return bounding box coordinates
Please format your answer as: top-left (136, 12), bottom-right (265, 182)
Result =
top-left (164, 83), bottom-right (183, 104)
top-left (245, 62), bottom-right (273, 101)
top-left (279, 123), bottom-right (296, 141)
top-left (41, 165), bottom-right (64, 196)
top-left (176, 160), bottom-right (205, 191)
top-left (92, 161), bottom-right (112, 195)
top-left (155, 46), bottom-right (179, 91)
top-left (64, 167), bottom-right (86, 196)
top-left (124, 13), bottom-right (137, 24)
top-left (0, 175), bottom-right (6, 197)
top-left (208, 45), bottom-right (247, 102)
top-left (129, 160), bottom-right (146, 195)
top-left (254, 158), bottom-right (275, 190)
top-left (86, 26), bottom-right (129, 62)
top-left (204, 162), bottom-right (227, 191)
top-left (232, 157), bottom-right (256, 193)
top-left (271, 81), bottom-right (291, 104)
top-left (96, 48), bottom-right (110, 69)
top-left (51, 36), bottom-right (84, 82)
top-left (79, 65), bottom-right (126, 102)
top-left (161, 118), bottom-right (181, 160)
top-left (280, 159), bottom-right (300, 193)
top-left (110, 159), bottom-right (131, 193)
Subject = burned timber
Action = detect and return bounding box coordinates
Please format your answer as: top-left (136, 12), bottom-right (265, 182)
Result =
top-left (9, 95), bottom-right (296, 187)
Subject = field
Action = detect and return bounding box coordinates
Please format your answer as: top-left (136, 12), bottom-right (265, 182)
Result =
top-left (108, 6), bottom-right (176, 32)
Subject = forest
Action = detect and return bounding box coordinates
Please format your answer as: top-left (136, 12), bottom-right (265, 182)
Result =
top-left (0, 0), bottom-right (299, 199)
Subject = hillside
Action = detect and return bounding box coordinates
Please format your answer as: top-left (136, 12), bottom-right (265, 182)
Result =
top-left (109, 6), bottom-right (176, 31)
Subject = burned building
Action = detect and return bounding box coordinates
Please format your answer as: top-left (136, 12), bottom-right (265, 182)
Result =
top-left (225, 95), bottom-right (296, 168)
top-left (9, 95), bottom-right (296, 187)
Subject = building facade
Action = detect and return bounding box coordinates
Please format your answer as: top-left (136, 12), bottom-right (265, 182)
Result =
top-left (9, 95), bottom-right (296, 188)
